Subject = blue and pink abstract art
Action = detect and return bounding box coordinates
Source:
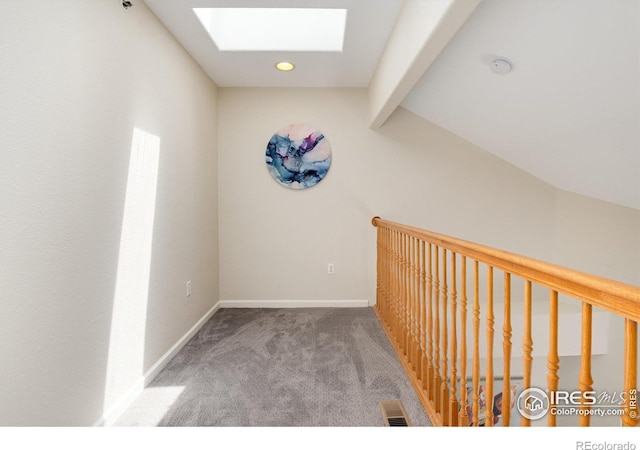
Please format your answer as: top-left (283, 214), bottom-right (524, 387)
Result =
top-left (265, 124), bottom-right (332, 189)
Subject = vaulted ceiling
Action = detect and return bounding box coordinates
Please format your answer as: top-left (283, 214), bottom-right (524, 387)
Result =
top-left (143, 0), bottom-right (640, 211)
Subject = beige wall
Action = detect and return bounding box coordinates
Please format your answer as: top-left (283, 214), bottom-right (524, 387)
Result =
top-left (218, 88), bottom-right (557, 305)
top-left (553, 189), bottom-right (640, 286)
top-left (0, 1), bottom-right (219, 425)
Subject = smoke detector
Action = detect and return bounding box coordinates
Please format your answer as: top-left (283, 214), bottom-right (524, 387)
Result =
top-left (489, 58), bottom-right (512, 75)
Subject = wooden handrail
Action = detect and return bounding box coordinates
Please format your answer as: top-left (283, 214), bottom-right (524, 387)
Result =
top-left (371, 216), bottom-right (640, 427)
top-left (372, 217), bottom-right (640, 322)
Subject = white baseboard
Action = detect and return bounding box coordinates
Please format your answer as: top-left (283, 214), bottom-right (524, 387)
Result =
top-left (94, 301), bottom-right (221, 427)
top-left (219, 299), bottom-right (369, 308)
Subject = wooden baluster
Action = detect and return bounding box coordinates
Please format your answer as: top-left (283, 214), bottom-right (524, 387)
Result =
top-left (417, 238), bottom-right (424, 382)
top-left (622, 319), bottom-right (638, 426)
top-left (427, 243), bottom-right (434, 401)
top-left (407, 235), bottom-right (413, 365)
top-left (403, 233), bottom-right (408, 359)
top-left (407, 236), bottom-right (413, 370)
top-left (376, 227), bottom-right (380, 307)
top-left (579, 303), bottom-right (593, 426)
top-left (379, 227), bottom-right (384, 320)
top-left (410, 235), bottom-right (417, 372)
top-left (387, 229), bottom-right (395, 330)
top-left (390, 230), bottom-right (396, 342)
top-left (413, 236), bottom-right (421, 380)
top-left (403, 234), bottom-right (410, 364)
top-left (472, 261), bottom-right (480, 426)
top-left (404, 233), bottom-right (410, 361)
top-left (376, 225), bottom-right (381, 314)
top-left (412, 236), bottom-right (419, 376)
top-left (396, 231), bottom-right (402, 344)
top-left (411, 234), bottom-right (422, 379)
top-left (384, 227), bottom-right (391, 325)
top-left (420, 240), bottom-right (428, 391)
top-left (407, 236), bottom-right (413, 369)
top-left (441, 248), bottom-right (449, 425)
top-left (387, 229), bottom-right (392, 336)
top-left (399, 232), bottom-right (405, 356)
top-left (485, 266), bottom-right (495, 427)
top-left (502, 273), bottom-right (512, 426)
top-left (387, 227), bottom-right (393, 329)
top-left (383, 229), bottom-right (388, 329)
top-left (433, 246), bottom-right (441, 415)
top-left (396, 230), bottom-right (400, 341)
top-left (522, 280), bottom-right (533, 427)
top-left (449, 251), bottom-right (458, 426)
top-left (378, 227), bottom-right (382, 316)
top-left (548, 290), bottom-right (559, 427)
top-left (394, 231), bottom-right (402, 348)
top-left (389, 230), bottom-right (398, 342)
top-left (404, 233), bottom-right (409, 356)
top-left (384, 228), bottom-right (389, 318)
top-left (458, 256), bottom-right (469, 426)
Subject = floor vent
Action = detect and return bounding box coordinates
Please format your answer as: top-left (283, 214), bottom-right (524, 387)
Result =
top-left (379, 400), bottom-right (412, 427)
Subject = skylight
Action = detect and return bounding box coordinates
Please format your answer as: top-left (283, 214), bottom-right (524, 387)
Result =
top-left (193, 8), bottom-right (347, 52)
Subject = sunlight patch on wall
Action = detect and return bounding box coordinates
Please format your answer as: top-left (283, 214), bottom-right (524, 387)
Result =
top-left (104, 128), bottom-right (160, 412)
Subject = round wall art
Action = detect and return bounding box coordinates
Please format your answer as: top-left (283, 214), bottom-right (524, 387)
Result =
top-left (265, 124), bottom-right (332, 189)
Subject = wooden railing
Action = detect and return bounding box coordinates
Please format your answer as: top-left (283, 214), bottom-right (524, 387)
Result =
top-left (371, 216), bottom-right (640, 427)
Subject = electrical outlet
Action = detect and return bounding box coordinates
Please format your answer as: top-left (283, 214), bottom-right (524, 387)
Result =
top-left (186, 280), bottom-right (192, 297)
top-left (327, 263), bottom-right (335, 275)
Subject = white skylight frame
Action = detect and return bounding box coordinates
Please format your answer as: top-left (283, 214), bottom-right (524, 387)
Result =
top-left (193, 8), bottom-right (347, 52)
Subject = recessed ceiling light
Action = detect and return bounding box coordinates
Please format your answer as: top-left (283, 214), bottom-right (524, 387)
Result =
top-left (275, 62), bottom-right (295, 72)
top-left (193, 8), bottom-right (347, 52)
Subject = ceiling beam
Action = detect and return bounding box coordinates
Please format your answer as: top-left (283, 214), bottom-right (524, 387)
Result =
top-left (367, 0), bottom-right (482, 129)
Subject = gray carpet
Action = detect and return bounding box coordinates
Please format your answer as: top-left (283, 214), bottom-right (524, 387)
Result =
top-left (116, 307), bottom-right (431, 426)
